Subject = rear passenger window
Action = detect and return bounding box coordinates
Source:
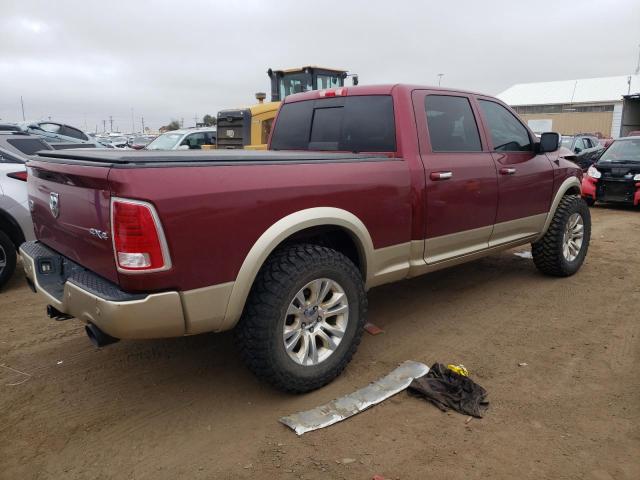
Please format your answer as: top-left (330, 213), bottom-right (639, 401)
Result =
top-left (425, 95), bottom-right (481, 152)
top-left (0, 151), bottom-right (23, 163)
top-left (271, 100), bottom-right (313, 150)
top-left (7, 138), bottom-right (52, 155)
top-left (479, 100), bottom-right (532, 151)
top-left (271, 95), bottom-right (396, 152)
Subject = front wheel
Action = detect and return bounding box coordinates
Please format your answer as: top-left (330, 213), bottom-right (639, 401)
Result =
top-left (0, 231), bottom-right (17, 290)
top-left (235, 244), bottom-right (367, 393)
top-left (532, 195), bottom-right (591, 277)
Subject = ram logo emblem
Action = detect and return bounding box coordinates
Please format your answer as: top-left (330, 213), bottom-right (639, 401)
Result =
top-left (49, 192), bottom-right (60, 218)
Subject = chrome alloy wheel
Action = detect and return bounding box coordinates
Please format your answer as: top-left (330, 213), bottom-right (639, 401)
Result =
top-left (0, 244), bottom-right (6, 275)
top-left (562, 213), bottom-right (584, 262)
top-left (283, 278), bottom-right (349, 366)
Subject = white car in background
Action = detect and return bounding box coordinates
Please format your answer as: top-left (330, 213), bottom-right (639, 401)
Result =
top-left (145, 128), bottom-right (217, 150)
top-left (0, 133), bottom-right (50, 288)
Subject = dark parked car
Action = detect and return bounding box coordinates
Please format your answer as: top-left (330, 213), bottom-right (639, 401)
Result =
top-left (561, 134), bottom-right (605, 170)
top-left (582, 136), bottom-right (640, 206)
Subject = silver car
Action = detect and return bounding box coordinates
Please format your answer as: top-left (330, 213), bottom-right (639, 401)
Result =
top-left (0, 133), bottom-right (46, 287)
top-left (145, 128), bottom-right (217, 150)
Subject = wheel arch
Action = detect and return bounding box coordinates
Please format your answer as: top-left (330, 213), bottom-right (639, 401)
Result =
top-left (536, 176), bottom-right (582, 241)
top-left (221, 207), bottom-right (374, 330)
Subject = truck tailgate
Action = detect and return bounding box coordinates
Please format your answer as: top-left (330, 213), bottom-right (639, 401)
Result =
top-left (28, 159), bottom-right (117, 283)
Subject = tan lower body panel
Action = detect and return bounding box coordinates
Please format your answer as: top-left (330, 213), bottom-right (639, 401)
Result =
top-left (64, 283), bottom-right (185, 339)
top-left (424, 225), bottom-right (494, 264)
top-left (368, 214), bottom-right (545, 287)
top-left (489, 213), bottom-right (546, 247)
top-left (180, 282), bottom-right (234, 334)
top-left (20, 211), bottom-right (552, 339)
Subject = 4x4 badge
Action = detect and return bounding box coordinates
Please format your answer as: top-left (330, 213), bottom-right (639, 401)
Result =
top-left (49, 192), bottom-right (60, 218)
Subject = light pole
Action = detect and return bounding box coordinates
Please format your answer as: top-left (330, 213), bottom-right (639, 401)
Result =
top-left (437, 74), bottom-right (444, 86)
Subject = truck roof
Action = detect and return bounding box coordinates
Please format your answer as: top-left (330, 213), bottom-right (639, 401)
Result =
top-left (281, 84), bottom-right (490, 103)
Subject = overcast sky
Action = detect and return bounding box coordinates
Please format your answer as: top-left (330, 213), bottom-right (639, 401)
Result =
top-left (1, 0), bottom-right (639, 132)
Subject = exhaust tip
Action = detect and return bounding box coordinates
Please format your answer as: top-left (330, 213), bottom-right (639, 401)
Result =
top-left (85, 324), bottom-right (119, 348)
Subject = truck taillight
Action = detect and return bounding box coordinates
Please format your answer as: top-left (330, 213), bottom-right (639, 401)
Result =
top-left (7, 171), bottom-right (28, 181)
top-left (111, 198), bottom-right (171, 272)
top-left (319, 88), bottom-right (347, 97)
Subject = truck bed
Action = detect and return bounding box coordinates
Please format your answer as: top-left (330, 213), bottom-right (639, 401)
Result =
top-left (27, 148), bottom-right (411, 294)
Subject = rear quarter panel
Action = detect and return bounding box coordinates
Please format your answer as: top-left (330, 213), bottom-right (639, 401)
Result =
top-left (108, 160), bottom-right (413, 292)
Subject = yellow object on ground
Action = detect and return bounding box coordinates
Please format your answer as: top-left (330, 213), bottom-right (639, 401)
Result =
top-left (447, 364), bottom-right (469, 377)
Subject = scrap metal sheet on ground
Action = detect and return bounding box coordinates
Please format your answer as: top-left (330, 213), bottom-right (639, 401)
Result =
top-left (280, 360), bottom-right (430, 435)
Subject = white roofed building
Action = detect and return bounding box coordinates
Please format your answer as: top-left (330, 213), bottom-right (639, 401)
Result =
top-left (497, 75), bottom-right (639, 138)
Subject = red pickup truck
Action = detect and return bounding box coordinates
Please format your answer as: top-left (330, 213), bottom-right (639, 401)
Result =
top-left (21, 84), bottom-right (589, 392)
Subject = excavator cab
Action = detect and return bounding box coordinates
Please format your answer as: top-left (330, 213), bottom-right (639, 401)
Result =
top-left (217, 66), bottom-right (357, 150)
top-left (267, 66), bottom-right (355, 102)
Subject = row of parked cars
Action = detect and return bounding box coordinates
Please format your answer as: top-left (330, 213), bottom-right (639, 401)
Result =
top-left (0, 120), bottom-right (219, 152)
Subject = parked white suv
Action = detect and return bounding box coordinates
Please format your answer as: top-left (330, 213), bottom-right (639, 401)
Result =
top-left (145, 128), bottom-right (217, 150)
top-left (0, 133), bottom-right (47, 287)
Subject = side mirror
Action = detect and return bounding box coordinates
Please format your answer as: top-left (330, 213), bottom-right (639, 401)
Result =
top-left (539, 132), bottom-right (560, 153)
top-left (177, 145), bottom-right (189, 150)
top-left (574, 147), bottom-right (582, 154)
top-left (352, 75), bottom-right (359, 86)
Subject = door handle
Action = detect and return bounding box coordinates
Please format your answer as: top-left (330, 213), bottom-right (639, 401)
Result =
top-left (500, 167), bottom-right (517, 175)
top-left (430, 171), bottom-right (453, 180)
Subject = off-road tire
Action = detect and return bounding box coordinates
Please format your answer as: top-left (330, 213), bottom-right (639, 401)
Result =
top-left (532, 195), bottom-right (591, 277)
top-left (0, 230), bottom-right (17, 290)
top-left (235, 244), bottom-right (367, 393)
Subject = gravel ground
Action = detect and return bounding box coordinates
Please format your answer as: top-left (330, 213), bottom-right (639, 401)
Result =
top-left (1, 205), bottom-right (639, 480)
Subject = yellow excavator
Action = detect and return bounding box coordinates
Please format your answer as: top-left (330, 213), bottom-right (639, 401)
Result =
top-left (216, 66), bottom-right (358, 150)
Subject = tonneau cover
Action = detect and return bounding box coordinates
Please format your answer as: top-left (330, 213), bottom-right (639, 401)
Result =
top-left (34, 149), bottom-right (389, 167)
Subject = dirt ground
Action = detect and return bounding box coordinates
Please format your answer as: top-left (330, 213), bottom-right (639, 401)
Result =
top-left (1, 205), bottom-right (639, 480)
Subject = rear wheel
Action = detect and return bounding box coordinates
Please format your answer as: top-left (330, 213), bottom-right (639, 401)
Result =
top-left (0, 231), bottom-right (17, 289)
top-left (532, 195), bottom-right (591, 277)
top-left (235, 244), bottom-right (367, 393)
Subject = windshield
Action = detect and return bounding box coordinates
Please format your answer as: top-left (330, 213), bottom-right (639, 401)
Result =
top-left (561, 136), bottom-right (574, 149)
top-left (146, 133), bottom-right (182, 150)
top-left (598, 138), bottom-right (640, 163)
top-left (132, 136), bottom-right (150, 144)
top-left (278, 73), bottom-right (312, 99)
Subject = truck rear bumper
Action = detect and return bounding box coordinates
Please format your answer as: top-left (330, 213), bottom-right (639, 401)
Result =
top-left (20, 241), bottom-right (186, 340)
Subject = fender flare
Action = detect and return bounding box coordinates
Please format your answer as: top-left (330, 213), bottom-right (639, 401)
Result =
top-left (535, 176), bottom-right (582, 241)
top-left (220, 207), bottom-right (374, 330)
